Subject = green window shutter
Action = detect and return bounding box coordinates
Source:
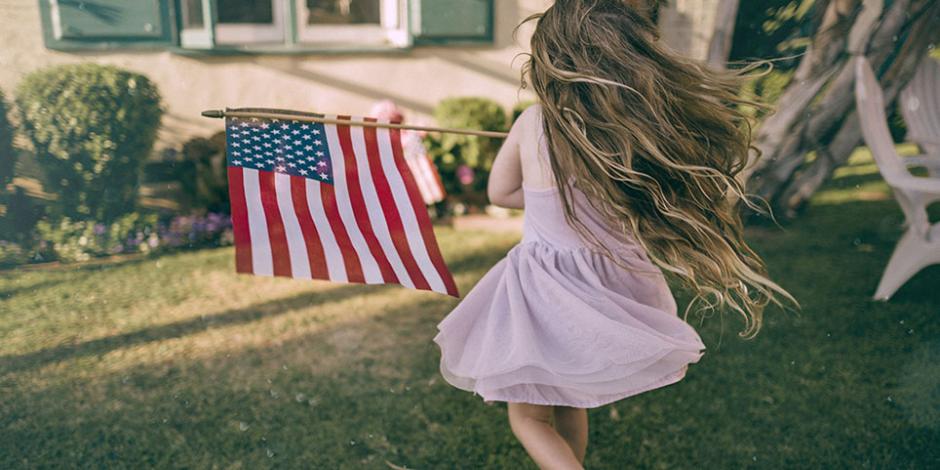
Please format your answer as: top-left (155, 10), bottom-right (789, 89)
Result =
top-left (410, 0), bottom-right (493, 45)
top-left (39, 0), bottom-right (176, 50)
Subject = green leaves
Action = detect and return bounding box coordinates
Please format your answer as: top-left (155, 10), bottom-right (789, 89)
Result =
top-left (14, 63), bottom-right (163, 223)
top-left (0, 90), bottom-right (14, 191)
top-left (423, 97), bottom-right (508, 199)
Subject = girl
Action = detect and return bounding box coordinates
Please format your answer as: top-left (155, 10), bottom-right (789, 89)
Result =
top-left (432, 1), bottom-right (801, 468)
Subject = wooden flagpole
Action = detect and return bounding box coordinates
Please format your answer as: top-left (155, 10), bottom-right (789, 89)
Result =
top-left (201, 108), bottom-right (510, 139)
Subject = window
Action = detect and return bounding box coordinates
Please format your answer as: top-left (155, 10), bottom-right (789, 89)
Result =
top-left (39, 0), bottom-right (494, 52)
top-left (297, 0), bottom-right (408, 46)
top-left (215, 0), bottom-right (286, 45)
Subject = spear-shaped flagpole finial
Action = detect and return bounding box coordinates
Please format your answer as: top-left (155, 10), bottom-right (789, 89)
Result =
top-left (201, 109), bottom-right (226, 119)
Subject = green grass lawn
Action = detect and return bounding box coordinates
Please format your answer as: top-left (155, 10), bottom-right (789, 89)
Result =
top-left (1, 148), bottom-right (938, 469)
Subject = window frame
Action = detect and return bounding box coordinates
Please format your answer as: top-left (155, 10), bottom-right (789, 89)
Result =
top-left (295, 0), bottom-right (409, 48)
top-left (36, 0), bottom-right (496, 53)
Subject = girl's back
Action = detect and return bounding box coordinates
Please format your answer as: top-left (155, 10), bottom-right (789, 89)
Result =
top-left (432, 103), bottom-right (707, 409)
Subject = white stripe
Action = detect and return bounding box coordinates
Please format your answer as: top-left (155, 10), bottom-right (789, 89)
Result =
top-left (417, 156), bottom-right (444, 202)
top-left (409, 157), bottom-right (434, 204)
top-left (242, 168), bottom-right (273, 276)
top-left (324, 117), bottom-right (384, 284)
top-left (349, 121), bottom-right (415, 288)
top-left (274, 173), bottom-right (311, 279)
top-left (305, 179), bottom-right (347, 282)
top-left (376, 128), bottom-right (447, 294)
top-left (422, 157), bottom-right (445, 201)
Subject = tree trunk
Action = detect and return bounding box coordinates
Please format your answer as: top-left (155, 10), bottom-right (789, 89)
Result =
top-left (742, 0), bottom-right (940, 221)
top-left (707, 0), bottom-right (741, 69)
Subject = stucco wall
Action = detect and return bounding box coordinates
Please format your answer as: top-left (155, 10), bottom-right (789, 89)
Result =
top-left (0, 0), bottom-right (550, 151)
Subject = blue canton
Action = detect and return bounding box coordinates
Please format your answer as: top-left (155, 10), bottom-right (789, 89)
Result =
top-left (225, 116), bottom-right (334, 184)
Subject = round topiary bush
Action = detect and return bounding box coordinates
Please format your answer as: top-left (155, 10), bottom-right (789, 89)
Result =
top-left (15, 63), bottom-right (163, 222)
top-left (0, 89), bottom-right (14, 192)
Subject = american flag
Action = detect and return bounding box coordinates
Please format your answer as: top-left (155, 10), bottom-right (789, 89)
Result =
top-left (224, 108), bottom-right (459, 297)
top-left (401, 130), bottom-right (446, 205)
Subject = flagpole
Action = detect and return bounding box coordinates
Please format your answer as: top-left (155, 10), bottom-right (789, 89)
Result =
top-left (201, 109), bottom-right (510, 139)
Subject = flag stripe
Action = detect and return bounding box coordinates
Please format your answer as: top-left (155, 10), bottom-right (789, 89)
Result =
top-left (319, 181), bottom-right (364, 283)
top-left (375, 128), bottom-right (448, 294)
top-left (409, 157), bottom-right (434, 204)
top-left (290, 176), bottom-right (331, 280)
top-left (361, 121), bottom-right (431, 291)
top-left (389, 128), bottom-right (459, 297)
top-left (348, 122), bottom-right (416, 288)
top-left (306, 179), bottom-right (348, 282)
top-left (324, 118), bottom-right (384, 284)
top-left (423, 156), bottom-right (446, 201)
top-left (258, 170), bottom-right (293, 277)
top-left (335, 119), bottom-right (399, 285)
top-left (225, 112), bottom-right (457, 297)
top-left (274, 172), bottom-right (311, 279)
top-left (227, 166), bottom-right (253, 273)
top-left (242, 168), bottom-right (274, 277)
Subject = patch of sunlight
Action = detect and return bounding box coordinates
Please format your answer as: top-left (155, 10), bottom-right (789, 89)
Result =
top-left (815, 143), bottom-right (923, 205)
top-left (12, 278), bottom-right (449, 388)
top-left (811, 180), bottom-right (891, 205)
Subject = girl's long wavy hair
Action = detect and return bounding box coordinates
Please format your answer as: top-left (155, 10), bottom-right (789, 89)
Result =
top-left (521, 0), bottom-right (800, 339)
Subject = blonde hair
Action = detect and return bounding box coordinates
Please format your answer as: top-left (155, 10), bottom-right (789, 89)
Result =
top-left (520, 0), bottom-right (800, 339)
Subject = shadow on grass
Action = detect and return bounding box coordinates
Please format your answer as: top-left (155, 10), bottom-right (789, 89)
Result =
top-left (0, 243), bottom-right (504, 376)
top-left (0, 279), bottom-right (65, 301)
top-left (0, 240), bottom-right (521, 468)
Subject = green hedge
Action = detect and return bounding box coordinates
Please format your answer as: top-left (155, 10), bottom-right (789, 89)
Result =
top-left (15, 63), bottom-right (163, 222)
top-left (0, 89), bottom-right (14, 191)
top-left (178, 131), bottom-right (229, 213)
top-left (424, 97), bottom-right (507, 205)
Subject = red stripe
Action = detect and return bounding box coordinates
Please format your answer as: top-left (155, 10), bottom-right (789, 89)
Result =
top-left (363, 121), bottom-right (431, 291)
top-left (336, 117), bottom-right (399, 284)
top-left (320, 181), bottom-right (365, 283)
top-left (227, 166), bottom-right (253, 274)
top-left (257, 170), bottom-right (292, 277)
top-left (290, 175), bottom-right (330, 280)
top-left (389, 128), bottom-right (460, 297)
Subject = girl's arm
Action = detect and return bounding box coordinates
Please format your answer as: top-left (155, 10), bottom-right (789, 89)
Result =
top-left (487, 116), bottom-right (525, 209)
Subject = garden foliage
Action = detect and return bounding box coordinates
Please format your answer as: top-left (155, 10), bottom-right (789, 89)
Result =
top-left (178, 131), bottom-right (229, 213)
top-left (0, 89), bottom-right (14, 191)
top-left (15, 63), bottom-right (163, 222)
top-left (424, 97), bottom-right (508, 202)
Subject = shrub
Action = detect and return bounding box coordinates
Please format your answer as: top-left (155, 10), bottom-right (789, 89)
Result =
top-left (0, 240), bottom-right (29, 268)
top-left (15, 63), bottom-right (163, 222)
top-left (178, 131), bottom-right (229, 213)
top-left (0, 89), bottom-right (14, 192)
top-left (424, 97), bottom-right (508, 205)
top-left (31, 210), bottom-right (232, 264)
top-left (35, 212), bottom-right (161, 263)
top-left (0, 187), bottom-right (44, 242)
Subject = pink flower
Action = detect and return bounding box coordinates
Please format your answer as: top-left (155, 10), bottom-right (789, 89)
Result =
top-left (456, 165), bottom-right (475, 185)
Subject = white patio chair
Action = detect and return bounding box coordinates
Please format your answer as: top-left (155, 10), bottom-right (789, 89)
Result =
top-left (854, 56), bottom-right (940, 301)
top-left (899, 57), bottom-right (940, 173)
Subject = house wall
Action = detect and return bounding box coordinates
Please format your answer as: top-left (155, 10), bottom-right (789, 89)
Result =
top-left (0, 1), bottom-right (551, 152)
